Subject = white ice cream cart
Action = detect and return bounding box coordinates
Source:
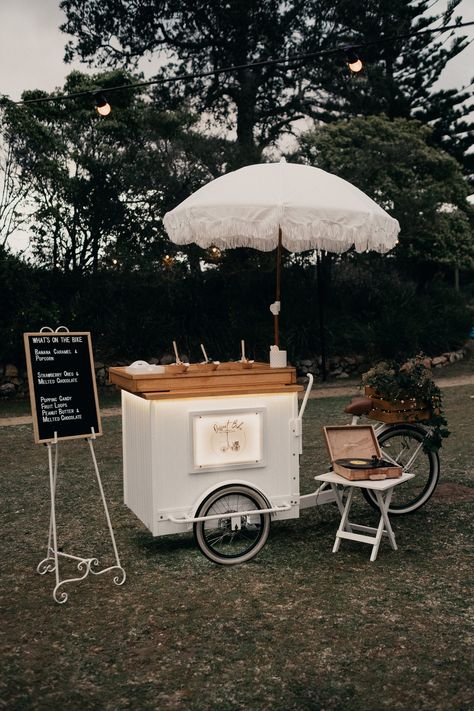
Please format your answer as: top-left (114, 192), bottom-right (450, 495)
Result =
top-left (109, 363), bottom-right (332, 564)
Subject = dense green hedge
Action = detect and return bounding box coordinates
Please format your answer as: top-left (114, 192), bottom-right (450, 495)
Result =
top-left (1, 249), bottom-right (471, 367)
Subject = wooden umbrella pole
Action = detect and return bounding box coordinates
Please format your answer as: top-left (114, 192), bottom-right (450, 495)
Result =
top-left (316, 253), bottom-right (327, 381)
top-left (274, 228), bottom-right (282, 347)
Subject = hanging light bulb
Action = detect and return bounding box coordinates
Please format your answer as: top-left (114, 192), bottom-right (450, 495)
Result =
top-left (349, 58), bottom-right (363, 73)
top-left (208, 245), bottom-right (221, 260)
top-left (346, 48), bottom-right (364, 73)
top-left (94, 94), bottom-right (112, 116)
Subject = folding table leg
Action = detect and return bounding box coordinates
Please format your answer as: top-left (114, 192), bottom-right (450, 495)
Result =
top-left (333, 487), bottom-right (354, 553)
top-left (369, 511), bottom-right (386, 562)
top-left (331, 483), bottom-right (346, 517)
top-left (375, 489), bottom-right (397, 551)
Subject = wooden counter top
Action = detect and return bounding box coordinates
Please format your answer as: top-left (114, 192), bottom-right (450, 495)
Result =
top-left (109, 362), bottom-right (303, 400)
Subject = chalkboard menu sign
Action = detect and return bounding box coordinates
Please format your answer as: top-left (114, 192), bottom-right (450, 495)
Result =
top-left (23, 331), bottom-right (102, 443)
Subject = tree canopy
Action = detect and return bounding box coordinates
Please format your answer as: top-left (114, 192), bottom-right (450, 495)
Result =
top-left (295, 114), bottom-right (474, 277)
top-left (1, 70), bottom-right (235, 273)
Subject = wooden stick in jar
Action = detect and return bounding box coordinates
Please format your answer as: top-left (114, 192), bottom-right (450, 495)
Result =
top-left (200, 343), bottom-right (209, 363)
top-left (172, 340), bottom-right (181, 364)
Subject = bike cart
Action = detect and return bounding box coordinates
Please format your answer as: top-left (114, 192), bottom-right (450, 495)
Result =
top-left (109, 363), bottom-right (339, 563)
top-left (109, 362), bottom-right (438, 564)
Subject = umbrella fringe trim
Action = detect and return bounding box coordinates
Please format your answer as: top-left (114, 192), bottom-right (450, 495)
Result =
top-left (163, 215), bottom-right (399, 254)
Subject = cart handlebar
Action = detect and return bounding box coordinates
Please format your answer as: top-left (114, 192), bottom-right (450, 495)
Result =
top-left (298, 373), bottom-right (313, 421)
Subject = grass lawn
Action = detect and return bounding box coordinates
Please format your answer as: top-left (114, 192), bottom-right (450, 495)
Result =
top-left (1, 386), bottom-right (473, 710)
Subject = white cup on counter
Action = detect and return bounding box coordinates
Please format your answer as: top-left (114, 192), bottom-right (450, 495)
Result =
top-left (269, 348), bottom-right (287, 368)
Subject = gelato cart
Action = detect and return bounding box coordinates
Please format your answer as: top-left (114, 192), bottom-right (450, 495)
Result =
top-left (109, 363), bottom-right (335, 564)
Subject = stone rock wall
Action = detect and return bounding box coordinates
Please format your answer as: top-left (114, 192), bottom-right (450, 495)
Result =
top-left (293, 348), bottom-right (467, 381)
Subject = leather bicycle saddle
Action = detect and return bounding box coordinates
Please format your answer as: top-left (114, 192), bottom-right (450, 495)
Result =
top-left (344, 396), bottom-right (373, 416)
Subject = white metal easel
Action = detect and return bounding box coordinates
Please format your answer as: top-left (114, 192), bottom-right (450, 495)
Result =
top-left (36, 428), bottom-right (126, 603)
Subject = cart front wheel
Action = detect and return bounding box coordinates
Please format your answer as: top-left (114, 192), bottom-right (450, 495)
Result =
top-left (193, 485), bottom-right (271, 565)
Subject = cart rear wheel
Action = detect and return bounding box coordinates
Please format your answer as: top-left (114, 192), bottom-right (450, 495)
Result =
top-left (193, 485), bottom-right (271, 565)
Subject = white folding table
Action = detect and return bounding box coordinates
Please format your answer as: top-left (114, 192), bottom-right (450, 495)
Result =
top-left (315, 471), bottom-right (415, 561)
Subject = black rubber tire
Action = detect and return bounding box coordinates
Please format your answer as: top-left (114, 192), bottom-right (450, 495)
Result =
top-left (362, 423), bottom-right (440, 515)
top-left (193, 484), bottom-right (271, 565)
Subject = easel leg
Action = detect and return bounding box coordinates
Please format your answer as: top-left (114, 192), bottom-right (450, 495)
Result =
top-left (36, 431), bottom-right (125, 604)
top-left (38, 436), bottom-right (71, 604)
top-left (37, 436), bottom-right (60, 577)
top-left (87, 433), bottom-right (126, 586)
top-left (48, 440), bottom-right (58, 557)
top-left (47, 440), bottom-right (62, 598)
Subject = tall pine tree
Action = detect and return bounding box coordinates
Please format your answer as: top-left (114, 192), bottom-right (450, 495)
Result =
top-left (309, 1), bottom-right (473, 180)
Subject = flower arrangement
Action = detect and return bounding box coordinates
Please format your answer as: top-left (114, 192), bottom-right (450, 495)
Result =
top-left (362, 355), bottom-right (449, 451)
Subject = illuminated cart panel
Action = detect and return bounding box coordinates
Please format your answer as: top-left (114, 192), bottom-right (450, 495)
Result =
top-left (109, 364), bottom-right (305, 540)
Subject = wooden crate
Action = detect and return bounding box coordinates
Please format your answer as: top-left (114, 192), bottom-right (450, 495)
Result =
top-left (365, 386), bottom-right (430, 424)
top-left (323, 425), bottom-right (402, 480)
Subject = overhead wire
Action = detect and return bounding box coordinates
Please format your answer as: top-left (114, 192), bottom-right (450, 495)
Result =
top-left (7, 20), bottom-right (474, 108)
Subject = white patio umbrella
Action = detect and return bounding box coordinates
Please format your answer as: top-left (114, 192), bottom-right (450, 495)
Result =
top-left (163, 159), bottom-right (400, 348)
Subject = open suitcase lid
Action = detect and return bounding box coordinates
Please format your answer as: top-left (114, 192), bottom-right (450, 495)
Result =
top-left (322, 425), bottom-right (382, 463)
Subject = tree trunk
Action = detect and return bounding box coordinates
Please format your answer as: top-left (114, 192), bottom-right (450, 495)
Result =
top-left (92, 227), bottom-right (99, 273)
top-left (52, 213), bottom-right (60, 270)
top-left (186, 244), bottom-right (203, 274)
top-left (234, 70), bottom-right (261, 168)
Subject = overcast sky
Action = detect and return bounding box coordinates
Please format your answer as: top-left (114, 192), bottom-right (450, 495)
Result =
top-left (1, 0), bottom-right (473, 101)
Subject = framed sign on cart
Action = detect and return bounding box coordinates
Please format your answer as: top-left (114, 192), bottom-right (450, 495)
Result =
top-left (190, 408), bottom-right (266, 472)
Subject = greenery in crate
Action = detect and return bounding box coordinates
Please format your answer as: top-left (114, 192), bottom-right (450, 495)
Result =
top-left (362, 356), bottom-right (450, 451)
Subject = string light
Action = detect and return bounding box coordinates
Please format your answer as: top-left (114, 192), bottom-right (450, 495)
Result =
top-left (10, 22), bottom-right (473, 110)
top-left (349, 59), bottom-right (363, 73)
top-left (94, 94), bottom-right (111, 116)
top-left (162, 254), bottom-right (174, 266)
top-left (346, 48), bottom-right (364, 73)
top-left (208, 245), bottom-right (221, 260)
